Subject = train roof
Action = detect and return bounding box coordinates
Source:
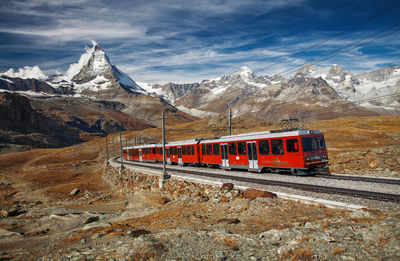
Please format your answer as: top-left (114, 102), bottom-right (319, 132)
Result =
top-left (123, 139), bottom-right (200, 150)
top-left (165, 139), bottom-right (200, 146)
top-left (123, 143), bottom-right (161, 150)
top-left (123, 129), bottom-right (323, 149)
top-left (201, 129), bottom-right (322, 144)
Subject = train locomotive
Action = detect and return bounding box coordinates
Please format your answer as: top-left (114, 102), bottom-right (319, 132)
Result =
top-left (122, 129), bottom-right (329, 175)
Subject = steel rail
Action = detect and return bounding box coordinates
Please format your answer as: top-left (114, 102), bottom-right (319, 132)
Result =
top-left (315, 173), bottom-right (400, 185)
top-left (113, 158), bottom-right (400, 203)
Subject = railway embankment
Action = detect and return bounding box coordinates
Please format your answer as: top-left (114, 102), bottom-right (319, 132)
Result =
top-left (102, 162), bottom-right (276, 205)
top-left (72, 162), bottom-right (400, 260)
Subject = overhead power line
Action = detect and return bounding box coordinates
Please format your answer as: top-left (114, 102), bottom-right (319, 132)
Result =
top-left (277, 24), bottom-right (400, 76)
top-left (260, 2), bottom-right (400, 74)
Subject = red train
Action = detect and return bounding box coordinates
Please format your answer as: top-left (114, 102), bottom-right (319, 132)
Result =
top-left (122, 129), bottom-right (329, 175)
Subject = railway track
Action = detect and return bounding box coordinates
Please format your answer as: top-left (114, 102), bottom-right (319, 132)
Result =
top-left (315, 173), bottom-right (400, 185)
top-left (113, 158), bottom-right (400, 203)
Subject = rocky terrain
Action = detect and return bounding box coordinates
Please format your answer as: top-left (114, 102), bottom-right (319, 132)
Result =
top-left (0, 116), bottom-right (399, 260)
top-left (0, 92), bottom-right (155, 153)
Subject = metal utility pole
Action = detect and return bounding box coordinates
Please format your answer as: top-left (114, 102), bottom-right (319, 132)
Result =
top-left (160, 110), bottom-right (170, 187)
top-left (112, 137), bottom-right (115, 156)
top-left (229, 108), bottom-right (232, 135)
top-left (105, 136), bottom-right (109, 165)
top-left (119, 132), bottom-right (124, 170)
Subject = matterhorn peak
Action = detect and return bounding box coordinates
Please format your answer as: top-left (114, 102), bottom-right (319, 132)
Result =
top-left (58, 41), bottom-right (145, 96)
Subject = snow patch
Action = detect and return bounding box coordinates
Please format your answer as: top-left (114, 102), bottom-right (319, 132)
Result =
top-left (211, 85), bottom-right (229, 95)
top-left (0, 77), bottom-right (14, 83)
top-left (137, 82), bottom-right (164, 96)
top-left (0, 89), bottom-right (56, 97)
top-left (1, 66), bottom-right (46, 80)
top-left (176, 105), bottom-right (219, 117)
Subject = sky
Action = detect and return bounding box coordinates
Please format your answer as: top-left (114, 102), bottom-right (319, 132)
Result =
top-left (0, 0), bottom-right (399, 84)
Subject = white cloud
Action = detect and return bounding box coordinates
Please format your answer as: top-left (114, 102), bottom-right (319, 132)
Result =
top-left (262, 50), bottom-right (290, 57)
top-left (1, 65), bottom-right (47, 80)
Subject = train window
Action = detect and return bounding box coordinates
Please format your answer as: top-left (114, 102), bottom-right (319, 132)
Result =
top-left (318, 137), bottom-right (325, 149)
top-left (167, 148), bottom-right (170, 156)
top-left (202, 144), bottom-right (206, 155)
top-left (191, 145), bottom-right (195, 155)
top-left (182, 146), bottom-right (187, 155)
top-left (271, 139), bottom-right (284, 155)
top-left (213, 143), bottom-right (220, 155)
top-left (258, 140), bottom-right (270, 155)
top-left (237, 142), bottom-right (246, 155)
top-left (301, 138), bottom-right (318, 151)
top-left (206, 144), bottom-right (213, 155)
top-left (286, 139), bottom-right (299, 152)
top-left (228, 142), bottom-right (237, 155)
top-left (187, 145), bottom-right (191, 155)
top-left (152, 148), bottom-right (156, 154)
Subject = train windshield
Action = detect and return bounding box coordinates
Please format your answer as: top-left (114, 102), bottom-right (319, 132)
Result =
top-left (301, 137), bottom-right (319, 152)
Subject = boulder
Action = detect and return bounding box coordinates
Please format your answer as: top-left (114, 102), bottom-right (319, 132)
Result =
top-left (220, 183), bottom-right (234, 192)
top-left (243, 188), bottom-right (277, 199)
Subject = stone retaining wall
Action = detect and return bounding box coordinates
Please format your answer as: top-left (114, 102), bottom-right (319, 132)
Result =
top-left (102, 164), bottom-right (276, 202)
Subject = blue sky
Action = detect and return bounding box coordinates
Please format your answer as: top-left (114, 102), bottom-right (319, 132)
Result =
top-left (0, 0), bottom-right (399, 83)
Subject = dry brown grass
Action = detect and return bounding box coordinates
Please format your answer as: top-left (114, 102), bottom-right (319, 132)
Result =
top-left (0, 115), bottom-right (399, 207)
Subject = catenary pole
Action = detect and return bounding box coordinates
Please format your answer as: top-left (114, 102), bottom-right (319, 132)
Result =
top-left (229, 108), bottom-right (232, 135)
top-left (112, 137), bottom-right (114, 156)
top-left (105, 136), bottom-right (109, 165)
top-left (160, 110), bottom-right (170, 187)
top-left (119, 132), bottom-right (124, 170)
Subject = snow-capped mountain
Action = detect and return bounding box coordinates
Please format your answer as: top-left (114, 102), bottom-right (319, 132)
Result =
top-left (138, 63), bottom-right (400, 120)
top-left (293, 62), bottom-right (400, 110)
top-left (1, 40), bottom-right (398, 122)
top-left (0, 41), bottom-right (195, 150)
top-left (48, 41), bottom-right (146, 97)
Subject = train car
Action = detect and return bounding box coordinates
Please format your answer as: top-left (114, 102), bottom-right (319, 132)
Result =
top-left (123, 146), bottom-right (134, 160)
top-left (165, 139), bottom-right (201, 165)
top-left (202, 129), bottom-right (328, 174)
top-left (199, 139), bottom-right (223, 167)
top-left (124, 144), bottom-right (160, 163)
top-left (121, 129), bottom-right (328, 175)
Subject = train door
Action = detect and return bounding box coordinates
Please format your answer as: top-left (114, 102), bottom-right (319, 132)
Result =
top-left (247, 141), bottom-right (258, 170)
top-left (221, 143), bottom-right (229, 168)
top-left (178, 147), bottom-right (182, 165)
top-left (139, 149), bottom-right (143, 162)
top-left (167, 148), bottom-right (171, 164)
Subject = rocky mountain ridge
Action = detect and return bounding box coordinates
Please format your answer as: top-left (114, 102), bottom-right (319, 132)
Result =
top-left (137, 64), bottom-right (399, 120)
